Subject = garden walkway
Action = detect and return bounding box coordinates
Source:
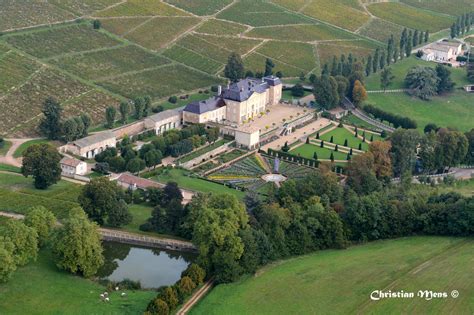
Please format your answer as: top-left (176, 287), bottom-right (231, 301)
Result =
top-left (176, 279), bottom-right (214, 315)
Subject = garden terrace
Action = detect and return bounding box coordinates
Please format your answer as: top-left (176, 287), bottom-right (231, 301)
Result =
top-left (207, 154), bottom-right (316, 191)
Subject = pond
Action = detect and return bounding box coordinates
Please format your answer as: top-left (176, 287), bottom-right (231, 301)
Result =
top-left (97, 241), bottom-right (196, 289)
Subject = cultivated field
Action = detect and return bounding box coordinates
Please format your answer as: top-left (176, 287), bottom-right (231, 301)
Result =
top-left (0, 0), bottom-right (467, 136)
top-left (191, 237), bottom-right (473, 314)
top-left (400, 0), bottom-right (474, 16)
top-left (367, 3), bottom-right (454, 32)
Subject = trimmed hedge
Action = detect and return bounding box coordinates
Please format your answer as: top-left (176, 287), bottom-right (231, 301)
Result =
top-left (364, 104), bottom-right (417, 129)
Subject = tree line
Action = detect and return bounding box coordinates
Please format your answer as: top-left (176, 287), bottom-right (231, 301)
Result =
top-left (450, 12), bottom-right (473, 39)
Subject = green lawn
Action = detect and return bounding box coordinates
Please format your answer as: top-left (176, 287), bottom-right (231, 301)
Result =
top-left (366, 91), bottom-right (474, 132)
top-left (365, 56), bottom-right (470, 91)
top-left (319, 126), bottom-right (381, 151)
top-left (0, 140), bottom-right (12, 156)
top-left (281, 89), bottom-right (311, 101)
top-left (341, 114), bottom-right (382, 132)
top-left (150, 168), bottom-right (245, 199)
top-left (156, 91), bottom-right (216, 111)
top-left (13, 139), bottom-right (51, 158)
top-left (0, 163), bottom-right (21, 173)
top-left (290, 143), bottom-right (349, 161)
top-left (0, 249), bottom-right (155, 315)
top-left (191, 236), bottom-right (473, 315)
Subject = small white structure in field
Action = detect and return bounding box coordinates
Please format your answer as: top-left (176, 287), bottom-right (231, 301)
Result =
top-left (60, 157), bottom-right (87, 176)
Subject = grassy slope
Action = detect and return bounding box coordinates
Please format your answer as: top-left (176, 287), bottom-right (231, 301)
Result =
top-left (0, 249), bottom-right (155, 315)
top-left (13, 139), bottom-right (51, 158)
top-left (191, 237), bottom-right (473, 315)
top-left (151, 168), bottom-right (245, 199)
top-left (365, 57), bottom-right (473, 132)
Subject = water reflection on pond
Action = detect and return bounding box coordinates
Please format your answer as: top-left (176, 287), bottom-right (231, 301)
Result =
top-left (97, 241), bottom-right (196, 289)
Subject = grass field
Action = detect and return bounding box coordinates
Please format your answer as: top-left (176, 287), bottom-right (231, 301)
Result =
top-left (150, 168), bottom-right (245, 199)
top-left (319, 126), bottom-right (381, 151)
top-left (191, 237), bottom-right (473, 315)
top-left (367, 91), bottom-right (474, 132)
top-left (438, 179), bottom-right (474, 197)
top-left (0, 249), bottom-right (155, 315)
top-left (290, 143), bottom-right (349, 160)
top-left (13, 139), bottom-right (51, 158)
top-left (365, 57), bottom-right (470, 91)
top-left (0, 164), bottom-right (21, 173)
top-left (367, 3), bottom-right (454, 33)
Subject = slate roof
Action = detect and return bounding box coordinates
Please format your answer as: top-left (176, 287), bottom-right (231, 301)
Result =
top-left (146, 108), bottom-right (182, 122)
top-left (183, 97), bottom-right (226, 115)
top-left (73, 131), bottom-right (115, 148)
top-left (222, 76), bottom-right (282, 102)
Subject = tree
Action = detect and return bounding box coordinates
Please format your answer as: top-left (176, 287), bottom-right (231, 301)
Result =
top-left (436, 129), bottom-right (469, 170)
top-left (291, 83), bottom-right (305, 97)
top-left (181, 263), bottom-right (206, 285)
top-left (105, 106), bottom-right (117, 129)
top-left (224, 52), bottom-right (244, 82)
top-left (144, 149), bottom-right (162, 168)
top-left (39, 97), bottom-right (62, 140)
top-left (380, 67), bottom-right (395, 92)
top-left (147, 299), bottom-right (169, 315)
top-left (186, 193), bottom-right (248, 283)
top-left (330, 152), bottom-right (334, 162)
top-left (334, 75), bottom-right (349, 101)
top-left (1, 220), bottom-right (38, 266)
top-left (369, 141), bottom-right (392, 179)
top-left (24, 206), bottom-right (56, 247)
top-left (436, 64), bottom-right (455, 94)
top-left (127, 157), bottom-right (145, 174)
top-left (62, 118), bottom-right (78, 142)
top-left (405, 32), bottom-right (412, 57)
top-left (365, 55), bottom-right (372, 76)
top-left (390, 129), bottom-right (421, 176)
top-left (424, 123), bottom-right (439, 134)
top-left (329, 76), bottom-right (340, 105)
top-left (313, 75), bottom-right (336, 109)
top-left (93, 19), bottom-right (101, 29)
top-left (78, 177), bottom-right (132, 226)
top-left (163, 181), bottom-right (183, 204)
top-left (79, 114), bottom-right (91, 137)
top-left (162, 287), bottom-right (179, 310)
top-left (264, 58), bottom-right (275, 76)
top-left (424, 30), bottom-right (429, 42)
top-left (51, 208), bottom-right (104, 277)
top-left (0, 237), bottom-right (16, 282)
top-left (405, 66), bottom-right (440, 100)
top-left (119, 101), bottom-right (129, 124)
top-left (178, 276), bottom-right (196, 296)
top-left (21, 144), bottom-right (61, 189)
top-left (143, 95), bottom-right (151, 117)
top-left (352, 80), bottom-right (367, 106)
top-left (372, 48), bottom-right (380, 73)
top-left (134, 97), bottom-right (144, 119)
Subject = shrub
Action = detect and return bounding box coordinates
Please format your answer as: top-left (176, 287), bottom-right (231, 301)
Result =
top-left (181, 263), bottom-right (205, 285)
top-left (168, 96), bottom-right (178, 104)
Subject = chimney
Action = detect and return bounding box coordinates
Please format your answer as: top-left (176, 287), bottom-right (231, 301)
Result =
top-left (217, 85), bottom-right (222, 96)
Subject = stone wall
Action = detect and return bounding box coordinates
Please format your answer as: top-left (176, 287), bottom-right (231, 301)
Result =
top-left (180, 141), bottom-right (235, 169)
top-left (112, 121), bottom-right (146, 139)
